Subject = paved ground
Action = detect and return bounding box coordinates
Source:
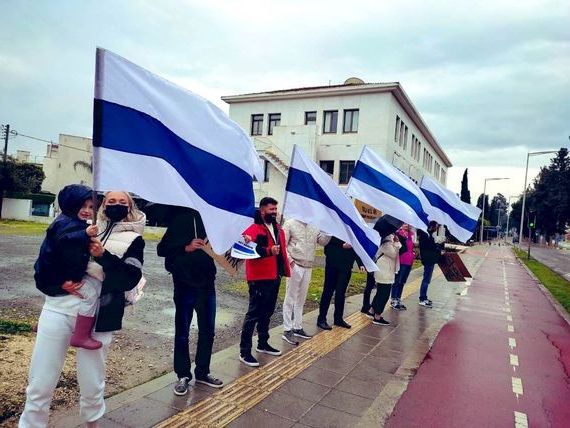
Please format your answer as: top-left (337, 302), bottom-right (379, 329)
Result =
top-left (51, 247), bottom-right (482, 427)
top-left (387, 245), bottom-right (570, 427)
top-left (526, 245), bottom-right (570, 281)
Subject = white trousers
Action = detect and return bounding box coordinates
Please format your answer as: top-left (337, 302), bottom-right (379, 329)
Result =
top-left (283, 263), bottom-right (312, 331)
top-left (19, 309), bottom-right (112, 428)
top-left (78, 276), bottom-right (101, 317)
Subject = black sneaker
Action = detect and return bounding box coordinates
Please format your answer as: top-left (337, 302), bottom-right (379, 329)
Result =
top-left (317, 320), bottom-right (332, 330)
top-left (372, 317), bottom-right (391, 326)
top-left (334, 319), bottom-right (352, 329)
top-left (419, 300), bottom-right (432, 307)
top-left (239, 353), bottom-right (260, 367)
top-left (398, 302), bottom-right (407, 310)
top-left (173, 377), bottom-right (190, 396)
top-left (282, 330), bottom-right (299, 345)
top-left (195, 373), bottom-right (224, 389)
top-left (293, 328), bottom-right (312, 339)
top-left (256, 343), bottom-right (282, 356)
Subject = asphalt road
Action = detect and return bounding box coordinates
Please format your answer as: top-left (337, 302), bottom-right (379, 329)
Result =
top-left (527, 246), bottom-right (570, 281)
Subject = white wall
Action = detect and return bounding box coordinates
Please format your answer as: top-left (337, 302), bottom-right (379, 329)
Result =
top-left (42, 134), bottom-right (93, 198)
top-left (1, 198), bottom-right (32, 220)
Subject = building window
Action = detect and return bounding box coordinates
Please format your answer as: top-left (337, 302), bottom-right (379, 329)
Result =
top-left (394, 116), bottom-right (400, 142)
top-left (440, 169), bottom-right (447, 184)
top-left (268, 113), bottom-right (281, 135)
top-left (403, 126), bottom-right (408, 151)
top-left (434, 162), bottom-right (440, 180)
top-left (323, 110), bottom-right (338, 134)
top-left (251, 114), bottom-right (263, 136)
top-left (305, 111), bottom-right (317, 125)
top-left (399, 121), bottom-right (405, 146)
top-left (253, 160), bottom-right (270, 182)
top-left (339, 160), bottom-right (355, 185)
top-left (343, 109), bottom-right (359, 133)
top-left (319, 160), bottom-right (334, 177)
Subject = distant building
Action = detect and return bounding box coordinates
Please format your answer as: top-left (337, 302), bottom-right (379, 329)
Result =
top-left (42, 134), bottom-right (93, 198)
top-left (222, 78), bottom-right (452, 205)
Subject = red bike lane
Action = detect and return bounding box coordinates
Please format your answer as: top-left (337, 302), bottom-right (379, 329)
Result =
top-left (386, 246), bottom-right (570, 427)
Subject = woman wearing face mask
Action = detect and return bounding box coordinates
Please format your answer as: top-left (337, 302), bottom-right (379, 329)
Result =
top-left (20, 190), bottom-right (145, 428)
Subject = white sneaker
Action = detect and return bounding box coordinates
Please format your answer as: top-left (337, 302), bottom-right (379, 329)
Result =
top-left (419, 300), bottom-right (433, 307)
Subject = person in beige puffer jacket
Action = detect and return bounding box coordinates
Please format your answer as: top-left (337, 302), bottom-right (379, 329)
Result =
top-left (370, 234), bottom-right (401, 326)
top-left (281, 219), bottom-right (331, 344)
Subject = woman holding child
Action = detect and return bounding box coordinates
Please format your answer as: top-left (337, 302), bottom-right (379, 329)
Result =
top-left (19, 187), bottom-right (146, 428)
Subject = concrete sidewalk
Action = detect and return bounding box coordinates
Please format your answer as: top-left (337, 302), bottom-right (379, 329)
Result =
top-left (51, 247), bottom-right (486, 427)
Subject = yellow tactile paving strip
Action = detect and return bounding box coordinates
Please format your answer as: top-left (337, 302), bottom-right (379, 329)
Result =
top-left (156, 269), bottom-right (439, 428)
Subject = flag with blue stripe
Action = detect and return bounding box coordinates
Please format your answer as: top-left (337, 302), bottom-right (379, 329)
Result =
top-left (346, 146), bottom-right (432, 232)
top-left (283, 145), bottom-right (380, 272)
top-left (420, 175), bottom-right (481, 243)
top-left (92, 48), bottom-right (262, 254)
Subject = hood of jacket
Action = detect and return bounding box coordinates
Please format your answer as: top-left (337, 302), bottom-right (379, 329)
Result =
top-left (58, 184), bottom-right (92, 218)
top-left (99, 211), bottom-right (146, 236)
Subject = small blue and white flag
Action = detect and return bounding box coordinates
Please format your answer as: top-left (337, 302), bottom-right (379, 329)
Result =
top-left (283, 145), bottom-right (380, 271)
top-left (346, 146), bottom-right (432, 232)
top-left (420, 175), bottom-right (481, 243)
top-left (92, 48), bottom-right (262, 254)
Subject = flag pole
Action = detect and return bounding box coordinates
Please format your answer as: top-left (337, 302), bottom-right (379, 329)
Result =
top-left (91, 48), bottom-right (105, 225)
top-left (280, 144), bottom-right (297, 226)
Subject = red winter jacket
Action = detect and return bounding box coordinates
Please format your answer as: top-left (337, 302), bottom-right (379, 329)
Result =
top-left (243, 222), bottom-right (291, 281)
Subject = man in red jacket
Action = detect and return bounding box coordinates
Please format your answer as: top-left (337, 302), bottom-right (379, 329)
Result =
top-left (239, 197), bottom-right (291, 367)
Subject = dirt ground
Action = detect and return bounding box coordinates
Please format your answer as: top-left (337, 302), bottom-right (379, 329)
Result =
top-left (0, 234), bottom-right (275, 426)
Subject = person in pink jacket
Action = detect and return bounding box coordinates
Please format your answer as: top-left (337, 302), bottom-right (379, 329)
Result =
top-left (390, 224), bottom-right (415, 310)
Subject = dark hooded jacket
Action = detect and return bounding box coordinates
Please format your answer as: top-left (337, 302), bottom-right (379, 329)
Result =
top-left (34, 185), bottom-right (92, 296)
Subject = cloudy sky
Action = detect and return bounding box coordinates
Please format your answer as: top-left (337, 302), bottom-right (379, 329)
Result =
top-left (1, 0), bottom-right (568, 200)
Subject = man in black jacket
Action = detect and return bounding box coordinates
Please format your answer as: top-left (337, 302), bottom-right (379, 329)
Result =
top-left (317, 237), bottom-right (365, 330)
top-left (418, 221), bottom-right (445, 307)
top-left (157, 207), bottom-right (223, 395)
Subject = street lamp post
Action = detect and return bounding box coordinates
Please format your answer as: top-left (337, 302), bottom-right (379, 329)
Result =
top-left (518, 150), bottom-right (558, 250)
top-left (480, 177), bottom-right (509, 244)
top-left (505, 195), bottom-right (519, 242)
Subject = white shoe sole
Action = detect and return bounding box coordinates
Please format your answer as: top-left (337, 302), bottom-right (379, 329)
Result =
top-left (173, 387), bottom-right (188, 396)
top-left (292, 333), bottom-right (312, 339)
top-left (239, 355), bottom-right (260, 367)
top-left (256, 348), bottom-right (282, 356)
top-left (195, 379), bottom-right (224, 389)
top-left (282, 335), bottom-right (299, 345)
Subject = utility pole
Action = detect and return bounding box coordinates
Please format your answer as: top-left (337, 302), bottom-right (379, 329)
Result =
top-left (0, 124), bottom-right (9, 219)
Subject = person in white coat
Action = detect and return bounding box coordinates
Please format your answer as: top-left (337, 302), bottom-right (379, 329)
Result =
top-left (370, 234), bottom-right (401, 326)
top-left (281, 219), bottom-right (330, 344)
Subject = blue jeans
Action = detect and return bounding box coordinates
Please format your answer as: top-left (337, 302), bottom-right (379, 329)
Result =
top-left (420, 264), bottom-right (435, 301)
top-left (173, 285), bottom-right (216, 379)
top-left (391, 264), bottom-right (412, 300)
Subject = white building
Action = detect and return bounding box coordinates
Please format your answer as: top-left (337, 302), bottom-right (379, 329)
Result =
top-left (222, 78), bottom-right (452, 205)
top-left (42, 134), bottom-right (93, 197)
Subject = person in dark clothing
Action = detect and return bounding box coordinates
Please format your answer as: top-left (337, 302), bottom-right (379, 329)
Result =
top-left (317, 237), bottom-right (365, 330)
top-left (157, 207), bottom-right (223, 395)
top-left (239, 197), bottom-right (291, 367)
top-left (418, 221), bottom-right (445, 307)
top-left (34, 184), bottom-right (102, 349)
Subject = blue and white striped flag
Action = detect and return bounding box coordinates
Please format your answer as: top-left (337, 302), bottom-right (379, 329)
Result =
top-left (346, 146), bottom-right (431, 232)
top-left (420, 175), bottom-right (481, 243)
top-left (92, 48), bottom-right (262, 254)
top-left (283, 145), bottom-right (380, 271)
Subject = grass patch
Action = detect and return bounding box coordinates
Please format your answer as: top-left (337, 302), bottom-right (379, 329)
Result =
top-left (513, 247), bottom-right (570, 314)
top-left (0, 220), bottom-right (48, 235)
top-left (142, 231), bottom-right (165, 241)
top-left (0, 319), bottom-right (33, 335)
top-left (224, 267), bottom-right (368, 311)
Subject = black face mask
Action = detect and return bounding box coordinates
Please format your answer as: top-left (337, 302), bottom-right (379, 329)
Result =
top-left (264, 213), bottom-right (277, 224)
top-left (104, 204), bottom-right (129, 222)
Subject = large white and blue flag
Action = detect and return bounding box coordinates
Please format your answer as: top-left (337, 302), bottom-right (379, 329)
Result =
top-left (283, 145), bottom-right (380, 271)
top-left (92, 48), bottom-right (262, 254)
top-left (420, 175), bottom-right (481, 243)
top-left (346, 146), bottom-right (432, 232)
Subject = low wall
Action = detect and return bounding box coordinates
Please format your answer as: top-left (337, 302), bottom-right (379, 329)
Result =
top-left (1, 198), bottom-right (32, 220)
